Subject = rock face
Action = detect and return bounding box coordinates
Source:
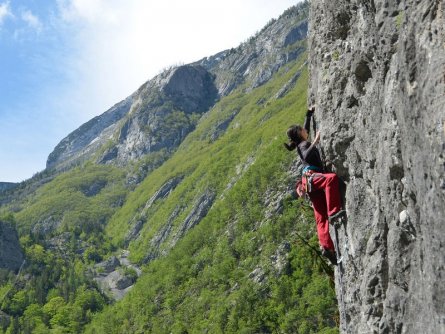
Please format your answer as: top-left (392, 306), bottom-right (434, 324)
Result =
top-left (161, 65), bottom-right (218, 113)
top-left (47, 96), bottom-right (133, 170)
top-left (197, 4), bottom-right (308, 96)
top-left (140, 189), bottom-right (216, 263)
top-left (308, 1), bottom-right (444, 333)
top-left (0, 221), bottom-right (24, 272)
top-left (94, 251), bottom-right (141, 301)
top-left (125, 177), bottom-right (183, 243)
top-left (100, 64), bottom-right (218, 165)
top-left (47, 65), bottom-right (217, 171)
top-left (95, 256), bottom-right (120, 274)
top-left (174, 189), bottom-right (216, 241)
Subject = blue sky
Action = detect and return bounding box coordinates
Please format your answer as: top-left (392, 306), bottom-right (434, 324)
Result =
top-left (0, 0), bottom-right (299, 182)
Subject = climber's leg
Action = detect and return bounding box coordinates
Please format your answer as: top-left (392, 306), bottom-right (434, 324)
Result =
top-left (310, 173), bottom-right (343, 217)
top-left (309, 189), bottom-right (335, 252)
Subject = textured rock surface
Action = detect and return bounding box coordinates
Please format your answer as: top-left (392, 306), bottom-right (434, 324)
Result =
top-left (47, 65), bottom-right (217, 171)
top-left (47, 96), bottom-right (133, 169)
top-left (173, 189), bottom-right (216, 242)
top-left (102, 64), bottom-right (218, 165)
top-left (143, 206), bottom-right (181, 263)
top-left (31, 216), bottom-right (61, 237)
top-left (308, 1), bottom-right (445, 333)
top-left (94, 251), bottom-right (141, 301)
top-left (95, 256), bottom-right (120, 274)
top-left (125, 177), bottom-right (183, 243)
top-left (197, 3), bottom-right (308, 96)
top-left (0, 221), bottom-right (24, 272)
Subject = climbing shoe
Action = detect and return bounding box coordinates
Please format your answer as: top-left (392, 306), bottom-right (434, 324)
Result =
top-left (321, 248), bottom-right (338, 266)
top-left (328, 210), bottom-right (346, 225)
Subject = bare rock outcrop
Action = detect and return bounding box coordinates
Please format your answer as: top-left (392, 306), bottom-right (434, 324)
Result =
top-left (197, 3), bottom-right (309, 96)
top-left (0, 221), bottom-right (24, 272)
top-left (126, 177), bottom-right (183, 243)
top-left (308, 1), bottom-right (444, 333)
top-left (46, 96), bottom-right (133, 170)
top-left (174, 190), bottom-right (216, 242)
top-left (94, 251), bottom-right (141, 301)
top-left (47, 65), bottom-right (217, 171)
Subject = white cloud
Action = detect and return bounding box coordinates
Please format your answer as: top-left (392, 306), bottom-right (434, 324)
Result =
top-left (0, 1), bottom-right (12, 25)
top-left (52, 0), bottom-right (298, 123)
top-left (21, 10), bottom-right (43, 31)
top-left (57, 0), bottom-right (118, 23)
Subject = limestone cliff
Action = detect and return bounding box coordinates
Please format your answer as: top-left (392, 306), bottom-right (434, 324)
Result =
top-left (47, 96), bottom-right (133, 169)
top-left (197, 4), bottom-right (308, 96)
top-left (47, 65), bottom-right (217, 171)
top-left (0, 221), bottom-right (24, 272)
top-left (308, 0), bottom-right (444, 333)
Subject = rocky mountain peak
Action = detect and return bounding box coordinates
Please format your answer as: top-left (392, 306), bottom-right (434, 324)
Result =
top-left (45, 2), bottom-right (309, 174)
top-left (46, 96), bottom-right (134, 170)
top-left (197, 2), bottom-right (309, 96)
top-left (160, 64), bottom-right (218, 113)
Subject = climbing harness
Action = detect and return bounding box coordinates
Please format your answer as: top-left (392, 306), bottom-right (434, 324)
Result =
top-left (297, 168), bottom-right (323, 204)
top-left (302, 167), bottom-right (323, 191)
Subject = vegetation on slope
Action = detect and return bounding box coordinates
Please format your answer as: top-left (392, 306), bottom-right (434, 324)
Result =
top-left (0, 165), bottom-right (129, 334)
top-left (0, 48), bottom-right (339, 333)
top-left (86, 58), bottom-right (339, 333)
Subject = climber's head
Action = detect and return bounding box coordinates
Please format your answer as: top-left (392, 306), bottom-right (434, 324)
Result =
top-left (284, 125), bottom-right (307, 151)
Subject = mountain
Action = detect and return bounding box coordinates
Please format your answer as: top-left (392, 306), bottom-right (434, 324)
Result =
top-left (0, 183), bottom-right (17, 192)
top-left (46, 65), bottom-right (217, 174)
top-left (0, 2), bottom-right (342, 333)
top-left (309, 0), bottom-right (444, 333)
top-left (46, 4), bottom-right (307, 176)
top-left (2, 0), bottom-right (443, 333)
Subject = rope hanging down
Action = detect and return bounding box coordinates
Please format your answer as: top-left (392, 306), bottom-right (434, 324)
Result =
top-left (292, 230), bottom-right (333, 278)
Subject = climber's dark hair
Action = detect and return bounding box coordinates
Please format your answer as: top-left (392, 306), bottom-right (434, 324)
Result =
top-left (284, 125), bottom-right (303, 151)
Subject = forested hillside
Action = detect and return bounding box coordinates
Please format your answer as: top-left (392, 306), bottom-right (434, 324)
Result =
top-left (0, 2), bottom-right (340, 333)
top-left (86, 59), bottom-right (339, 334)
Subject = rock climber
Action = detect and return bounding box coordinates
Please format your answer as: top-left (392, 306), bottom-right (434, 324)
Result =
top-left (284, 106), bottom-right (345, 265)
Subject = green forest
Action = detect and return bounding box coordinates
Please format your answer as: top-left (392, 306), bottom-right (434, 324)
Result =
top-left (0, 49), bottom-right (339, 333)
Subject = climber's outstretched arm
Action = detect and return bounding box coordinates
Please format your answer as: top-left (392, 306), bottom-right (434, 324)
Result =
top-left (303, 106), bottom-right (315, 134)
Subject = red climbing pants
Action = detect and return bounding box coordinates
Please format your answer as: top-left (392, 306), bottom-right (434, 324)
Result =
top-left (304, 173), bottom-right (342, 252)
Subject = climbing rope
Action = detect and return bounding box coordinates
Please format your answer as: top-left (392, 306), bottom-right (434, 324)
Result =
top-left (332, 225), bottom-right (347, 331)
top-left (292, 230), bottom-right (333, 278)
